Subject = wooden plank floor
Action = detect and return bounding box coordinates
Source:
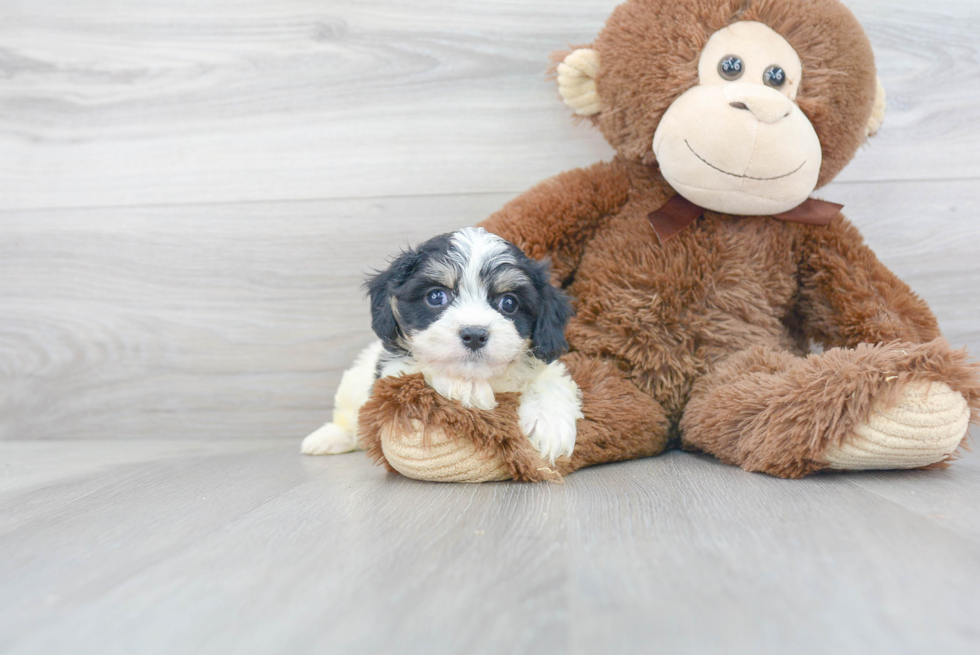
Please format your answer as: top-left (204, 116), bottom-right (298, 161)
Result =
top-left (1, 0), bottom-right (979, 211)
top-left (2, 0), bottom-right (979, 652)
top-left (1, 0), bottom-right (978, 440)
top-left (1, 438), bottom-right (979, 655)
top-left (2, 181), bottom-right (978, 442)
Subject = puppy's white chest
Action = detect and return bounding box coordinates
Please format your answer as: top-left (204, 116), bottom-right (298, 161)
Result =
top-left (381, 356), bottom-right (539, 411)
top-left (428, 375), bottom-right (499, 410)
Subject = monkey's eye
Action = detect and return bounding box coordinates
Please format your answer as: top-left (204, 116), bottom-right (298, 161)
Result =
top-left (497, 294), bottom-right (518, 315)
top-left (763, 65), bottom-right (786, 87)
top-left (425, 288), bottom-right (451, 307)
top-left (718, 55), bottom-right (744, 80)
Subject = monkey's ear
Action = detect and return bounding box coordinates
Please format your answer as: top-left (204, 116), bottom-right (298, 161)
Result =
top-left (556, 48), bottom-right (601, 117)
top-left (865, 76), bottom-right (887, 138)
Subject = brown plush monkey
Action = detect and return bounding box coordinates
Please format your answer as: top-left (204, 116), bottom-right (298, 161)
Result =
top-left (359, 0), bottom-right (979, 480)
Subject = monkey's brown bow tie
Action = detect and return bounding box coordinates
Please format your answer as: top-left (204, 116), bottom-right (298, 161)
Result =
top-left (647, 194), bottom-right (844, 244)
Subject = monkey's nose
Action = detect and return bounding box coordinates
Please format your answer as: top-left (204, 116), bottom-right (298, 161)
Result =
top-left (724, 84), bottom-right (794, 124)
top-left (459, 326), bottom-right (489, 351)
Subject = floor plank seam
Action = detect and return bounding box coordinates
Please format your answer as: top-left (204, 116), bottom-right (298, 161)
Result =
top-left (2, 175), bottom-right (978, 217)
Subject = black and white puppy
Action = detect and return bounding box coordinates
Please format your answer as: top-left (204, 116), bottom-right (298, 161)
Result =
top-left (301, 227), bottom-right (582, 464)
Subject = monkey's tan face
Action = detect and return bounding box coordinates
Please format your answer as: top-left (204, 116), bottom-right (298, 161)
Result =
top-left (652, 21), bottom-right (823, 215)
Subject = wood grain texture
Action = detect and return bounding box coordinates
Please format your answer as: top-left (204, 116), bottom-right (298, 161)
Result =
top-left (0, 193), bottom-right (510, 440)
top-left (1, 0), bottom-right (978, 441)
top-left (1, 439), bottom-right (978, 654)
top-left (1, 2), bottom-right (978, 652)
top-left (0, 0), bottom-right (978, 211)
top-left (1, 180), bottom-right (977, 441)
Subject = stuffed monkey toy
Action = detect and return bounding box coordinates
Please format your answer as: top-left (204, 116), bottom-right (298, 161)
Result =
top-left (358, 0), bottom-right (979, 481)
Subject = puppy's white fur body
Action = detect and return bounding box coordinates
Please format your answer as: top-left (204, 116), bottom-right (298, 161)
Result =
top-left (301, 341), bottom-right (383, 455)
top-left (302, 227), bottom-right (582, 464)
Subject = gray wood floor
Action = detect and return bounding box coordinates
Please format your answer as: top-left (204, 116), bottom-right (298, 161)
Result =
top-left (2, 0), bottom-right (980, 440)
top-left (2, 0), bottom-right (979, 652)
top-left (0, 440), bottom-right (980, 653)
top-left (2, 438), bottom-right (980, 655)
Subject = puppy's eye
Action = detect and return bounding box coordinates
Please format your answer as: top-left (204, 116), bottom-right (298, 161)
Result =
top-left (497, 294), bottom-right (518, 315)
top-left (425, 288), bottom-right (450, 307)
top-left (763, 65), bottom-right (786, 87)
top-left (718, 55), bottom-right (744, 81)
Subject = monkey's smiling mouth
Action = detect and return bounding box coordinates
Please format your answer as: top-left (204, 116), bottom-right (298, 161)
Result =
top-left (685, 140), bottom-right (806, 181)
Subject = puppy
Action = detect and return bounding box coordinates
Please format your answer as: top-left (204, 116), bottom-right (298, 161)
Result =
top-left (301, 227), bottom-right (583, 464)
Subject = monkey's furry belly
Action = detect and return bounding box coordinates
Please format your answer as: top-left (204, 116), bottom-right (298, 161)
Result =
top-left (564, 210), bottom-right (806, 419)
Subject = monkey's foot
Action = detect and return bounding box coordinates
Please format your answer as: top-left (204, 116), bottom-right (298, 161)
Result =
top-left (824, 382), bottom-right (970, 470)
top-left (380, 419), bottom-right (512, 483)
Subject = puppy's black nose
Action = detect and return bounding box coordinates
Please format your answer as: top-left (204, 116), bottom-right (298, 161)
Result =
top-left (459, 326), bottom-right (489, 351)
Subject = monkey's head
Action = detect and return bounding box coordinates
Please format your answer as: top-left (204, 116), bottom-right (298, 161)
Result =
top-left (556, 0), bottom-right (885, 215)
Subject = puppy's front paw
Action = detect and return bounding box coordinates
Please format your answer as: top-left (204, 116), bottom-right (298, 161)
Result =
top-left (520, 406), bottom-right (577, 465)
top-left (301, 423), bottom-right (357, 455)
top-left (518, 363), bottom-right (583, 464)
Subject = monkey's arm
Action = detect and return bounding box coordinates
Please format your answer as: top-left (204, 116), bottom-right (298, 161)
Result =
top-left (795, 216), bottom-right (940, 348)
top-left (478, 160), bottom-right (630, 284)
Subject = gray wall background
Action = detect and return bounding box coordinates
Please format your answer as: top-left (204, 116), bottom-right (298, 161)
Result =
top-left (1, 0), bottom-right (977, 441)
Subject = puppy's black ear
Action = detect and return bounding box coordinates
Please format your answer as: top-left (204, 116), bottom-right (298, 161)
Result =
top-left (365, 249), bottom-right (421, 350)
top-left (529, 260), bottom-right (574, 364)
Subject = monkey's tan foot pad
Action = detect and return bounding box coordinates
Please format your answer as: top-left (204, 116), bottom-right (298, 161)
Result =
top-left (824, 382), bottom-right (970, 470)
top-left (380, 419), bottom-right (513, 482)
